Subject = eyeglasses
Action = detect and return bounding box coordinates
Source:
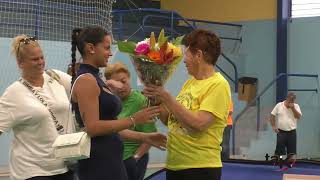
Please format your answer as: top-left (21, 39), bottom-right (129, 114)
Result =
top-left (17, 36), bottom-right (37, 57)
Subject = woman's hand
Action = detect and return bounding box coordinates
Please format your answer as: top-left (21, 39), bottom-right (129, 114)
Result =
top-left (141, 132), bottom-right (167, 150)
top-left (106, 79), bottom-right (123, 91)
top-left (133, 106), bottom-right (161, 125)
top-left (143, 84), bottom-right (171, 103)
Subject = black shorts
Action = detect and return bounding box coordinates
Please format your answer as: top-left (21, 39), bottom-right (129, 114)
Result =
top-left (275, 129), bottom-right (297, 156)
top-left (166, 168), bottom-right (222, 180)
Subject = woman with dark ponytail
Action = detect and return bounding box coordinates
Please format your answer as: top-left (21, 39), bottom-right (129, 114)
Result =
top-left (70, 26), bottom-right (166, 180)
top-left (69, 28), bottom-right (122, 90)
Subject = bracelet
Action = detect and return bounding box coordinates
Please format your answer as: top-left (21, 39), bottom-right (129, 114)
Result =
top-left (133, 154), bottom-right (140, 160)
top-left (129, 116), bottom-right (136, 128)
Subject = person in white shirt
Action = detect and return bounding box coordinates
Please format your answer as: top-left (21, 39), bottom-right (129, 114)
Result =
top-left (0, 35), bottom-right (74, 180)
top-left (270, 92), bottom-right (302, 164)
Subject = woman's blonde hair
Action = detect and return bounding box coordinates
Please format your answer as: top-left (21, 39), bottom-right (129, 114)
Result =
top-left (11, 35), bottom-right (40, 60)
top-left (105, 62), bottom-right (130, 80)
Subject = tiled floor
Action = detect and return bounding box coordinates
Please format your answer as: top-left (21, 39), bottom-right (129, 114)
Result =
top-left (0, 167), bottom-right (163, 180)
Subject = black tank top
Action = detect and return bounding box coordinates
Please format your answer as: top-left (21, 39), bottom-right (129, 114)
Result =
top-left (73, 64), bottom-right (127, 180)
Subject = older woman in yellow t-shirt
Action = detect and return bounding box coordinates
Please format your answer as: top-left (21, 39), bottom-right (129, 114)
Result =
top-left (143, 29), bottom-right (231, 180)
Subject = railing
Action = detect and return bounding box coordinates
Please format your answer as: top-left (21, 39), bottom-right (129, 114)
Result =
top-left (112, 8), bottom-right (196, 41)
top-left (141, 14), bottom-right (242, 42)
top-left (232, 73), bottom-right (319, 155)
top-left (221, 53), bottom-right (238, 92)
top-left (112, 8), bottom-right (240, 92)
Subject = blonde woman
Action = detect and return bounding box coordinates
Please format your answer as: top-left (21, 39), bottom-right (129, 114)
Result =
top-left (0, 35), bottom-right (74, 180)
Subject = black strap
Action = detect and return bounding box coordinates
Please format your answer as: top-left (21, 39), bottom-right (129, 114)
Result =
top-left (19, 78), bottom-right (64, 133)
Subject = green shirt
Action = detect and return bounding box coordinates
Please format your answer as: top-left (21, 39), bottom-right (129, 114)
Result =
top-left (118, 90), bottom-right (157, 160)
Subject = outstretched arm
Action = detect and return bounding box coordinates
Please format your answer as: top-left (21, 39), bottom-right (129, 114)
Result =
top-left (144, 85), bottom-right (214, 132)
top-left (119, 129), bottom-right (166, 150)
top-left (134, 143), bottom-right (152, 160)
top-left (73, 74), bottom-right (160, 137)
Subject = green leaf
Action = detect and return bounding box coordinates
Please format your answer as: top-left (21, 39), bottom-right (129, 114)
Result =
top-left (117, 41), bottom-right (136, 54)
top-left (150, 32), bottom-right (156, 51)
top-left (173, 35), bottom-right (184, 46)
top-left (158, 29), bottom-right (167, 47)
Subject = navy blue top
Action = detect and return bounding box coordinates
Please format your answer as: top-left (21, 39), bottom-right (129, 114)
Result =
top-left (73, 64), bottom-right (127, 180)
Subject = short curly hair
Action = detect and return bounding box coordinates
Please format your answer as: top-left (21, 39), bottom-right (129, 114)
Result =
top-left (104, 62), bottom-right (130, 80)
top-left (182, 29), bottom-right (221, 65)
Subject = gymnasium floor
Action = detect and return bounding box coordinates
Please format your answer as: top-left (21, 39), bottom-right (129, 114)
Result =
top-left (1, 160), bottom-right (320, 180)
top-left (144, 160), bottom-right (320, 180)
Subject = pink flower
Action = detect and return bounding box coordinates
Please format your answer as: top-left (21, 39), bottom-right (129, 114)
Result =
top-left (135, 43), bottom-right (150, 55)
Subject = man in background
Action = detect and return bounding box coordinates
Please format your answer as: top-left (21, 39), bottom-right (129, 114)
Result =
top-left (270, 92), bottom-right (302, 165)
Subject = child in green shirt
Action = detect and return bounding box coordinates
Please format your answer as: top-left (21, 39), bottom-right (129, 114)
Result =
top-left (105, 62), bottom-right (157, 180)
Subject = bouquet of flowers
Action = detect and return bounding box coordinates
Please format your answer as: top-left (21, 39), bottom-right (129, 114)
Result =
top-left (118, 29), bottom-right (183, 105)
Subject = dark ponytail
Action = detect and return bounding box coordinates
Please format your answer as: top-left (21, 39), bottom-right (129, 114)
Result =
top-left (71, 26), bottom-right (109, 82)
top-left (71, 28), bottom-right (82, 83)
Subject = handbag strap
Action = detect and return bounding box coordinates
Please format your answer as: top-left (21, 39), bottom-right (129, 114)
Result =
top-left (69, 73), bottom-right (88, 102)
top-left (67, 73), bottom-right (89, 131)
top-left (19, 72), bottom-right (88, 134)
top-left (19, 78), bottom-right (65, 133)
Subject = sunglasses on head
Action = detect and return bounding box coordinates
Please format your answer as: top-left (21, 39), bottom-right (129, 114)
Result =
top-left (17, 36), bottom-right (37, 56)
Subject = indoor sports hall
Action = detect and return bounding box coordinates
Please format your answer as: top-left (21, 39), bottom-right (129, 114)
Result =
top-left (0, 1), bottom-right (320, 180)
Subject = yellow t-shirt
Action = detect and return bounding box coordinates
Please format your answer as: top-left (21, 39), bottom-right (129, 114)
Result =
top-left (166, 72), bottom-right (231, 170)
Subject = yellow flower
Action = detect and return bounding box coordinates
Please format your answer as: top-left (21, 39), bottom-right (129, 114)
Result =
top-left (166, 43), bottom-right (182, 58)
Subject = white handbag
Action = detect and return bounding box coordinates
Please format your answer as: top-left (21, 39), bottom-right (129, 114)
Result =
top-left (51, 73), bottom-right (91, 161)
top-left (52, 131), bottom-right (90, 161)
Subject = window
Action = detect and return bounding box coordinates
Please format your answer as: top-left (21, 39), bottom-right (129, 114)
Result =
top-left (292, 0), bottom-right (320, 18)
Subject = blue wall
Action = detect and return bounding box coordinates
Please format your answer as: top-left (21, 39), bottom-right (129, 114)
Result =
top-left (231, 17), bottom-right (320, 159)
top-left (288, 17), bottom-right (320, 158)
top-left (239, 19), bottom-right (277, 106)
